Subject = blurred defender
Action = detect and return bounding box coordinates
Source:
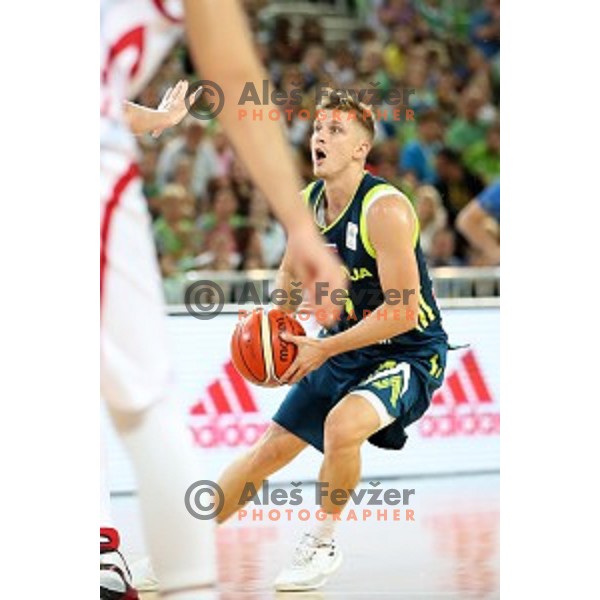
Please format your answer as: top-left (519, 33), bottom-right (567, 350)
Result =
top-left (100, 1), bottom-right (345, 598)
top-left (215, 95), bottom-right (449, 591)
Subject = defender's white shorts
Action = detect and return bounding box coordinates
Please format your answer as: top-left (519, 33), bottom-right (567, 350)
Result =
top-left (100, 149), bottom-right (172, 413)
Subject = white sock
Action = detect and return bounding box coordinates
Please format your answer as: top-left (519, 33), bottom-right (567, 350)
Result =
top-left (111, 399), bottom-right (216, 593)
top-left (311, 511), bottom-right (338, 543)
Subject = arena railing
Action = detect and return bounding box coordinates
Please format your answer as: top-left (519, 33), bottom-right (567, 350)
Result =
top-left (163, 266), bottom-right (500, 306)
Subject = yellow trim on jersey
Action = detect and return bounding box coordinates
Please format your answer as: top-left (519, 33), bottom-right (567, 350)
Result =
top-left (412, 208), bottom-right (420, 247)
top-left (359, 184), bottom-right (419, 259)
top-left (415, 295), bottom-right (437, 331)
top-left (429, 354), bottom-right (440, 376)
top-left (429, 354), bottom-right (443, 378)
top-left (301, 182), bottom-right (317, 206)
top-left (313, 173), bottom-right (367, 233)
top-left (419, 295), bottom-right (435, 322)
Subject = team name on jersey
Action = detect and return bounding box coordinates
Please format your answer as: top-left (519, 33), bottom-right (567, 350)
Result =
top-left (342, 265), bottom-right (374, 282)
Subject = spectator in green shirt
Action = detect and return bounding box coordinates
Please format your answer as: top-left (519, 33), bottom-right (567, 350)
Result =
top-left (463, 121), bottom-right (500, 184)
top-left (153, 184), bottom-right (198, 257)
top-left (153, 184), bottom-right (200, 276)
top-left (446, 87), bottom-right (489, 153)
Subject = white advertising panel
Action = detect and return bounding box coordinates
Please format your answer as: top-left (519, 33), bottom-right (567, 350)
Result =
top-left (105, 304), bottom-right (499, 493)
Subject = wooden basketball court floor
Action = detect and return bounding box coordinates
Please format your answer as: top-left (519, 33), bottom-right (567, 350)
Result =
top-left (113, 473), bottom-right (499, 599)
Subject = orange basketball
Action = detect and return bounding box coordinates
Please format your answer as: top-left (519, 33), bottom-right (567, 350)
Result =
top-left (230, 309), bottom-right (306, 387)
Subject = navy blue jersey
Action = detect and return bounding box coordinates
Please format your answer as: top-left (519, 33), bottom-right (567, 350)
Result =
top-left (303, 172), bottom-right (447, 358)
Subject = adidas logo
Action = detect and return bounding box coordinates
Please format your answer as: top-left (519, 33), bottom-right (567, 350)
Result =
top-left (188, 361), bottom-right (270, 449)
top-left (419, 350), bottom-right (499, 438)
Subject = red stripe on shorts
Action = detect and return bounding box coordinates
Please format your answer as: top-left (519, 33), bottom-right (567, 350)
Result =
top-left (100, 163), bottom-right (140, 310)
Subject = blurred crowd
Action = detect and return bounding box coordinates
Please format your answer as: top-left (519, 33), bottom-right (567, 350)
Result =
top-left (135, 0), bottom-right (500, 280)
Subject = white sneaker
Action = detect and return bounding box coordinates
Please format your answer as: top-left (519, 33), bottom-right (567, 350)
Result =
top-left (100, 551), bottom-right (140, 600)
top-left (274, 533), bottom-right (343, 591)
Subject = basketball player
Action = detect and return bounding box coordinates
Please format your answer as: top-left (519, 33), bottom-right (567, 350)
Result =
top-left (100, 79), bottom-right (201, 600)
top-left (101, 1), bottom-right (345, 598)
top-left (214, 94), bottom-right (449, 591)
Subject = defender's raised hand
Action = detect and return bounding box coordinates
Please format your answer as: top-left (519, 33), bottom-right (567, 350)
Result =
top-left (151, 80), bottom-right (202, 137)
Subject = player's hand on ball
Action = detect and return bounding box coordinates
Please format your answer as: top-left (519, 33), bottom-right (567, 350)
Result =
top-left (151, 80), bottom-right (202, 138)
top-left (279, 333), bottom-right (329, 384)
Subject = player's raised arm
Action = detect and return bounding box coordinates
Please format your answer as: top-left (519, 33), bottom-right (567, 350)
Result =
top-left (182, 0), bottom-right (346, 323)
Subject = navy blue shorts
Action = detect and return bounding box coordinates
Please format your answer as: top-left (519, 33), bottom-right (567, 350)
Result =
top-left (272, 341), bottom-right (447, 452)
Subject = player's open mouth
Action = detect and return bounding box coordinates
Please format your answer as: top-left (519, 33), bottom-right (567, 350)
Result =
top-left (315, 148), bottom-right (327, 165)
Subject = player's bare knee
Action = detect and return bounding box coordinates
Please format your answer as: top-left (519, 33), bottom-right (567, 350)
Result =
top-left (248, 422), bottom-right (304, 473)
top-left (106, 398), bottom-right (164, 434)
top-left (247, 438), bottom-right (283, 474)
top-left (324, 394), bottom-right (380, 453)
top-left (323, 413), bottom-right (363, 454)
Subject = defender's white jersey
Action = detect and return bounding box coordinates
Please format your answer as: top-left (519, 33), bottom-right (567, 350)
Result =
top-left (101, 0), bottom-right (185, 412)
top-left (100, 0), bottom-right (184, 156)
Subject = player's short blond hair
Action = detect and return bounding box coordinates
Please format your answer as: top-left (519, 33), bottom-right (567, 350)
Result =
top-left (316, 90), bottom-right (375, 140)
